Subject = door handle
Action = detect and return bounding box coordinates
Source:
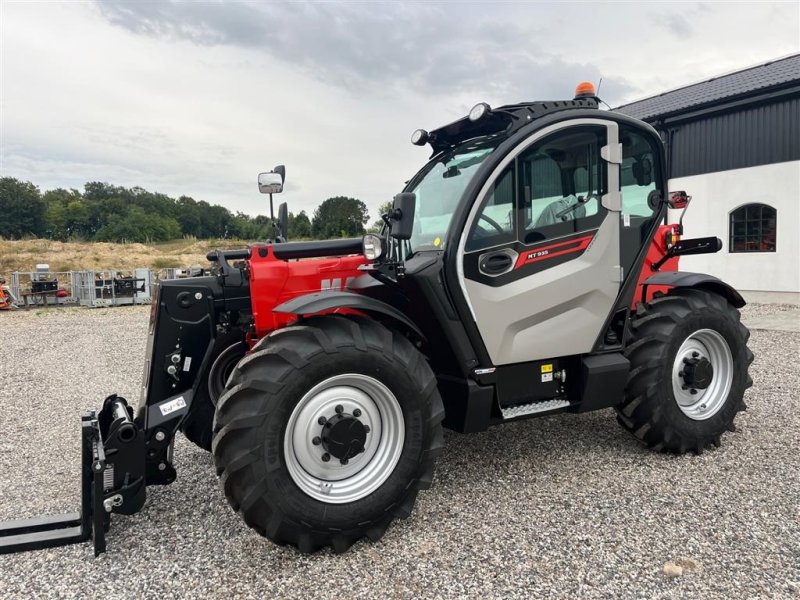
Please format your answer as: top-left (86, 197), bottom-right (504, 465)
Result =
top-left (479, 252), bottom-right (513, 276)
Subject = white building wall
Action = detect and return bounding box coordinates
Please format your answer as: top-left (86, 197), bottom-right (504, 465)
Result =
top-left (667, 160), bottom-right (800, 293)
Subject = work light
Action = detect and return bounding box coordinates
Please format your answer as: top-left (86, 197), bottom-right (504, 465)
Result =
top-left (362, 234), bottom-right (383, 260)
top-left (468, 102), bottom-right (491, 122)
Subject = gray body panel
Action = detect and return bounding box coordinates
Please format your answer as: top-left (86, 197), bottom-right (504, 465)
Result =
top-left (457, 119), bottom-right (622, 365)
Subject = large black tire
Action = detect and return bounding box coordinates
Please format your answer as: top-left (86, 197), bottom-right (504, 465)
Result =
top-left (212, 315), bottom-right (444, 553)
top-left (180, 329), bottom-right (247, 451)
top-left (617, 288), bottom-right (754, 454)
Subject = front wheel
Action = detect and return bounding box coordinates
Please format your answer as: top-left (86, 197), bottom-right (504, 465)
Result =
top-left (617, 288), bottom-right (754, 454)
top-left (212, 315), bottom-right (444, 553)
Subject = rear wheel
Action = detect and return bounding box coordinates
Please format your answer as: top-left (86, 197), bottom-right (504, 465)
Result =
top-left (617, 288), bottom-right (754, 454)
top-left (212, 315), bottom-right (444, 553)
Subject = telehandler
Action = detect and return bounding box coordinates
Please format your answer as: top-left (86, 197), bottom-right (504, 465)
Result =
top-left (0, 83), bottom-right (753, 555)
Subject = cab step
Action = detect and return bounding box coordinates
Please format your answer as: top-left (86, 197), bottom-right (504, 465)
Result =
top-left (500, 398), bottom-right (571, 419)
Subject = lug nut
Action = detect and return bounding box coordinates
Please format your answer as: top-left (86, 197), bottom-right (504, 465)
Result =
top-left (678, 371), bottom-right (685, 377)
top-left (690, 389), bottom-right (698, 395)
top-left (335, 405), bottom-right (344, 414)
top-left (318, 416), bottom-right (327, 425)
top-left (321, 453), bottom-right (330, 462)
top-left (692, 351), bottom-right (699, 358)
top-left (312, 436), bottom-right (321, 446)
top-left (340, 458), bottom-right (349, 465)
top-left (364, 425), bottom-right (370, 433)
top-left (353, 408), bottom-right (362, 417)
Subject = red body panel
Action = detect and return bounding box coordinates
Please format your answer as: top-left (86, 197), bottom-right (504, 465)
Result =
top-left (632, 224), bottom-right (680, 308)
top-left (248, 245), bottom-right (368, 338)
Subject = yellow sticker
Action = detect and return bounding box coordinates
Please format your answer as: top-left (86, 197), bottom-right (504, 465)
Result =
top-left (433, 237), bottom-right (441, 247)
top-left (541, 364), bottom-right (553, 373)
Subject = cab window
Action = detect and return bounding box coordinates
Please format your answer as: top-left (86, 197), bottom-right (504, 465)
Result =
top-left (620, 126), bottom-right (659, 218)
top-left (619, 126), bottom-right (662, 273)
top-left (519, 126), bottom-right (607, 245)
top-left (465, 165), bottom-right (516, 252)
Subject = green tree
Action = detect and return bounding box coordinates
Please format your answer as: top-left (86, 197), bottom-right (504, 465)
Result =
top-left (0, 178), bottom-right (45, 238)
top-left (94, 206), bottom-right (181, 242)
top-left (368, 201), bottom-right (393, 232)
top-left (311, 196), bottom-right (368, 239)
top-left (42, 188), bottom-right (87, 239)
top-left (288, 210), bottom-right (312, 239)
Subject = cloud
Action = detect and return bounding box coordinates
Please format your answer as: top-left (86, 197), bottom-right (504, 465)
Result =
top-left (661, 12), bottom-right (694, 37)
top-left (94, 1), bottom-right (634, 104)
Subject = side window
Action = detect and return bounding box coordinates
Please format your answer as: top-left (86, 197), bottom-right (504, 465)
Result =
top-left (619, 126), bottom-right (662, 275)
top-left (620, 126), bottom-right (660, 220)
top-left (519, 126), bottom-right (607, 245)
top-left (465, 166), bottom-right (515, 252)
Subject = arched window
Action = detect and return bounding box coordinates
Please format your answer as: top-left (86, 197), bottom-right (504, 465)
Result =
top-left (729, 204), bottom-right (776, 253)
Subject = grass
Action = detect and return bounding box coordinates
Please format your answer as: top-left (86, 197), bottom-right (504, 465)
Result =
top-left (0, 238), bottom-right (255, 275)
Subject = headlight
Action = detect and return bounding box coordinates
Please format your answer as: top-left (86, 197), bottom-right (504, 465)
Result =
top-left (362, 234), bottom-right (383, 260)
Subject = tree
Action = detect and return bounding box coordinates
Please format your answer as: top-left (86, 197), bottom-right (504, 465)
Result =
top-left (288, 210), bottom-right (312, 239)
top-left (94, 206), bottom-right (181, 242)
top-left (368, 201), bottom-right (393, 232)
top-left (42, 188), bottom-right (87, 239)
top-left (0, 178), bottom-right (45, 238)
top-left (311, 196), bottom-right (368, 239)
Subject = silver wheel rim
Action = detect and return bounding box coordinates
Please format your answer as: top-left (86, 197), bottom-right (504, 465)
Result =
top-left (283, 374), bottom-right (405, 503)
top-left (672, 328), bottom-right (733, 421)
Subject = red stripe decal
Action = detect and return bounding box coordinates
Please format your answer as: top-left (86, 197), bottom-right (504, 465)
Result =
top-left (514, 234), bottom-right (595, 269)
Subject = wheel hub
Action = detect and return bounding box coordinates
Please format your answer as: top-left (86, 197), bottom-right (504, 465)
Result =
top-left (671, 329), bottom-right (733, 421)
top-left (320, 413), bottom-right (368, 460)
top-left (682, 355), bottom-right (714, 390)
top-left (284, 374), bottom-right (405, 503)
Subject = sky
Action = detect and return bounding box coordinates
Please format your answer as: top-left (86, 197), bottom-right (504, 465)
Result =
top-left (2, 1), bottom-right (799, 222)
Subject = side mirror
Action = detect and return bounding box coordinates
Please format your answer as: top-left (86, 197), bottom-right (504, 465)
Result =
top-left (278, 202), bottom-right (288, 240)
top-left (258, 172), bottom-right (283, 194)
top-left (390, 192), bottom-right (416, 240)
top-left (632, 157), bottom-right (652, 186)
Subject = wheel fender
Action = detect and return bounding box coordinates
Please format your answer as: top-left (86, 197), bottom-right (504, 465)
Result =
top-left (273, 291), bottom-right (425, 340)
top-left (642, 271), bottom-right (746, 308)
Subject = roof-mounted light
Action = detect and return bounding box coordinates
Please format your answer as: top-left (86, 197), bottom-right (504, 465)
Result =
top-left (468, 102), bottom-right (491, 122)
top-left (411, 129), bottom-right (429, 146)
top-left (574, 81), bottom-right (596, 99)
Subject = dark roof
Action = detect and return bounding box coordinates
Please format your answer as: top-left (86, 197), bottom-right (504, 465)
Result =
top-left (615, 54), bottom-right (800, 121)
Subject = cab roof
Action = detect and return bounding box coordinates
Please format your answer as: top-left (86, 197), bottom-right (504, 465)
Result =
top-left (427, 97), bottom-right (599, 154)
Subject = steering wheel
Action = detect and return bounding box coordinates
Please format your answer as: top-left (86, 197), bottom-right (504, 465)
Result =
top-left (478, 213), bottom-right (505, 235)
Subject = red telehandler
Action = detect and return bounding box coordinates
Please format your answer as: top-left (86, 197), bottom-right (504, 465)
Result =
top-left (0, 83), bottom-right (752, 555)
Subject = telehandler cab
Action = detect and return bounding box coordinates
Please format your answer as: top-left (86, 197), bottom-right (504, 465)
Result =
top-left (0, 83), bottom-right (753, 556)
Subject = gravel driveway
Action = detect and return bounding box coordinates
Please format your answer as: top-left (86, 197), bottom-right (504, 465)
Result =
top-left (0, 305), bottom-right (797, 599)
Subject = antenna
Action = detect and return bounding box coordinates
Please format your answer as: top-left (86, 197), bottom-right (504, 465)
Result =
top-left (595, 76), bottom-right (612, 110)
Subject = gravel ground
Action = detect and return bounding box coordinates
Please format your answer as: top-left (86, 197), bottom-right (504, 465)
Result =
top-left (0, 305), bottom-right (798, 599)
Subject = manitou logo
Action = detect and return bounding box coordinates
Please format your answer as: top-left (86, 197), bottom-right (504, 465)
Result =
top-left (321, 277), bottom-right (356, 292)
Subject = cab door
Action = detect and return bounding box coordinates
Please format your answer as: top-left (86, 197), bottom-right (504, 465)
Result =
top-left (456, 119), bottom-right (623, 365)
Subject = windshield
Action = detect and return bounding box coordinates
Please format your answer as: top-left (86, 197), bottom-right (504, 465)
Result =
top-left (408, 137), bottom-right (502, 252)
